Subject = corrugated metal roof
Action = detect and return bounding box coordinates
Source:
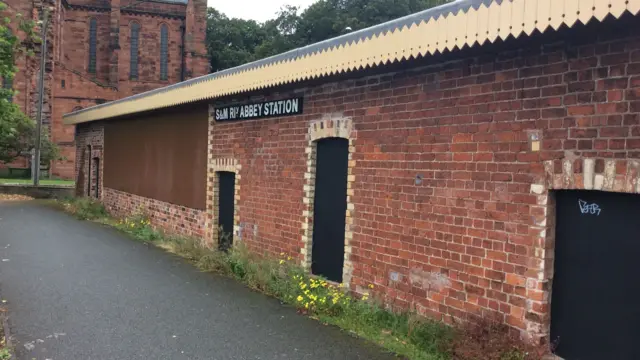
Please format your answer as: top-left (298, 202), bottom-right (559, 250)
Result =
top-left (64, 0), bottom-right (638, 124)
top-left (64, 0), bottom-right (484, 120)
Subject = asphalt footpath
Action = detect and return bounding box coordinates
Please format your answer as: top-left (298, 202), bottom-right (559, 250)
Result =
top-left (0, 201), bottom-right (396, 360)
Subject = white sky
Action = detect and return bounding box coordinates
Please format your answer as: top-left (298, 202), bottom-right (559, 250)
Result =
top-left (207, 0), bottom-right (318, 22)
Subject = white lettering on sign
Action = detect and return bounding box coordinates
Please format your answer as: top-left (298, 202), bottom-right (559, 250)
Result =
top-left (578, 199), bottom-right (601, 216)
top-left (214, 98), bottom-right (303, 121)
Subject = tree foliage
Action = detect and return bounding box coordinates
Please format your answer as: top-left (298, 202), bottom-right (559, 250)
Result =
top-left (207, 0), bottom-right (452, 72)
top-left (0, 1), bottom-right (58, 166)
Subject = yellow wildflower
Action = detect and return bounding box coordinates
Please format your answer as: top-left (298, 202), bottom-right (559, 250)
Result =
top-left (297, 295), bottom-right (303, 302)
top-left (279, 260), bottom-right (285, 265)
top-left (368, 284), bottom-right (375, 289)
top-left (287, 256), bottom-right (292, 261)
top-left (280, 252), bottom-right (285, 256)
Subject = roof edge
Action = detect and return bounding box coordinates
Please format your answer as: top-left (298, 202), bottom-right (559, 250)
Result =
top-left (64, 0), bottom-right (637, 124)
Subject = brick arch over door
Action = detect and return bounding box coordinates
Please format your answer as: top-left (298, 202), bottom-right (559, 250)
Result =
top-left (528, 157), bottom-right (640, 338)
top-left (300, 116), bottom-right (356, 285)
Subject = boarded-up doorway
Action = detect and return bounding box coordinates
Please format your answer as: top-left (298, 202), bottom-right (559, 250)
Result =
top-left (218, 172), bottom-right (235, 251)
top-left (93, 157), bottom-right (100, 198)
top-left (551, 190), bottom-right (640, 359)
top-left (311, 138), bottom-right (349, 282)
top-left (86, 146), bottom-right (92, 197)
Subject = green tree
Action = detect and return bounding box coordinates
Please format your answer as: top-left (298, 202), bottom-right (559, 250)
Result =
top-left (253, 5), bottom-right (301, 60)
top-left (207, 0), bottom-right (453, 72)
top-left (0, 1), bottom-right (58, 166)
top-left (296, 0), bottom-right (452, 45)
top-left (206, 8), bottom-right (268, 72)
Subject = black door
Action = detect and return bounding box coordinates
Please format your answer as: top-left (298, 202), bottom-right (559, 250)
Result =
top-left (311, 138), bottom-right (349, 282)
top-left (93, 158), bottom-right (100, 198)
top-left (551, 190), bottom-right (640, 360)
top-left (218, 172), bottom-right (235, 251)
top-left (86, 156), bottom-right (92, 197)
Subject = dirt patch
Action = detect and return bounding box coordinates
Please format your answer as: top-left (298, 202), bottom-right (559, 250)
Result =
top-left (0, 194), bottom-right (33, 202)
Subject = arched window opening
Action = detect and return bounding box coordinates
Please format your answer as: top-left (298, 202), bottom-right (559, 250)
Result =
top-left (88, 18), bottom-right (97, 74)
top-left (130, 22), bottom-right (141, 80)
top-left (160, 24), bottom-right (169, 81)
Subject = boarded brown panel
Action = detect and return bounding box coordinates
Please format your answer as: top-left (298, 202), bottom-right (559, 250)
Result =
top-left (103, 105), bottom-right (208, 210)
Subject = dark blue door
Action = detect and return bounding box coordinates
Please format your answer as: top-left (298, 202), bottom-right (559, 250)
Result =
top-left (551, 190), bottom-right (640, 359)
top-left (311, 138), bottom-right (349, 282)
top-left (218, 172), bottom-right (235, 251)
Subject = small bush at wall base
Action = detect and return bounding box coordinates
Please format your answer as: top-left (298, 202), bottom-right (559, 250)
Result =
top-left (447, 319), bottom-right (547, 360)
top-left (55, 197), bottom-right (107, 220)
top-left (52, 197), bottom-right (544, 360)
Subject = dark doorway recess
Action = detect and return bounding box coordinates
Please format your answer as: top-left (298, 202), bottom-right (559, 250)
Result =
top-left (86, 146), bottom-right (92, 197)
top-left (218, 172), bottom-right (235, 251)
top-left (551, 190), bottom-right (640, 360)
top-left (93, 158), bottom-right (100, 198)
top-left (311, 138), bottom-right (349, 283)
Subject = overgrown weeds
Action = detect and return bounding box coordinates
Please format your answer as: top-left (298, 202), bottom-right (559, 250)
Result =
top-left (447, 318), bottom-right (547, 360)
top-left (55, 197), bottom-right (107, 220)
top-left (53, 197), bottom-right (544, 360)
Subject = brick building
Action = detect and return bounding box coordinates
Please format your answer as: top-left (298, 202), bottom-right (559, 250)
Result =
top-left (1, 0), bottom-right (208, 179)
top-left (66, 1), bottom-right (640, 359)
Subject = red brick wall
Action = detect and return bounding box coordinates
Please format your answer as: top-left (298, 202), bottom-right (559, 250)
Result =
top-left (202, 18), bottom-right (640, 340)
top-left (103, 187), bottom-right (206, 238)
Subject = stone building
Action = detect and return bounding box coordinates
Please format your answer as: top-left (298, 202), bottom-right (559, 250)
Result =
top-left (66, 1), bottom-right (640, 359)
top-left (1, 0), bottom-right (208, 179)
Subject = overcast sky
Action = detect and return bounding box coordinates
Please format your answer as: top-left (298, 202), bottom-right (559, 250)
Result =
top-left (207, 0), bottom-right (318, 22)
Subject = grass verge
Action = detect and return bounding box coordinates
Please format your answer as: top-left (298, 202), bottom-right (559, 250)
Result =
top-left (0, 306), bottom-right (12, 360)
top-left (51, 197), bottom-right (546, 360)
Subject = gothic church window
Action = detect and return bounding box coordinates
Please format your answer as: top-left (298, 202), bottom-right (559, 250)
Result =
top-left (88, 18), bottom-right (97, 74)
top-left (160, 24), bottom-right (168, 81)
top-left (130, 22), bottom-right (141, 80)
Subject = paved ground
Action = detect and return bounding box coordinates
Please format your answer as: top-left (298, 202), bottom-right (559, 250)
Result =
top-left (0, 202), bottom-right (395, 360)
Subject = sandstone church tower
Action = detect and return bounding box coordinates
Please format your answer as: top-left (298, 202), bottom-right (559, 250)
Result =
top-left (1, 0), bottom-right (209, 179)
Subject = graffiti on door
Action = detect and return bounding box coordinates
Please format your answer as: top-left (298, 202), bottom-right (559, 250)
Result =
top-left (578, 199), bottom-right (602, 216)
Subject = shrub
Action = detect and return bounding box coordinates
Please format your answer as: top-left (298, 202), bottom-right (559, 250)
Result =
top-left (59, 197), bottom-right (107, 220)
top-left (448, 318), bottom-right (547, 360)
top-left (114, 211), bottom-right (163, 242)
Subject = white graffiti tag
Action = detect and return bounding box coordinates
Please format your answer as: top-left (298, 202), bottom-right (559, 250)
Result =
top-left (578, 199), bottom-right (601, 216)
